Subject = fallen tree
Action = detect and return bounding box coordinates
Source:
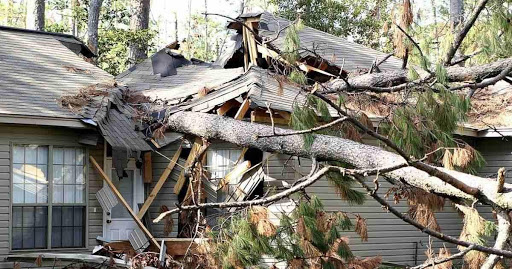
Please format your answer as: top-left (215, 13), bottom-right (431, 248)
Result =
top-left (164, 111), bottom-right (508, 208)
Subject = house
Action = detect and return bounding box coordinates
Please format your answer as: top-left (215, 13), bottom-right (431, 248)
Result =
top-left (0, 11), bottom-right (506, 269)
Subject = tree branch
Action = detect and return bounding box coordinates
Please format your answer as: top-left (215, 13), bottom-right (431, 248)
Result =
top-left (481, 210), bottom-right (512, 269)
top-left (256, 116), bottom-right (348, 138)
top-left (407, 245), bottom-right (476, 269)
top-left (444, 0), bottom-right (490, 65)
top-left (351, 174), bottom-right (512, 258)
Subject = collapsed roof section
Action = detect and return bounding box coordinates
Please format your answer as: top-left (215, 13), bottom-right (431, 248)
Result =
top-left (227, 11), bottom-right (403, 75)
top-left (116, 47), bottom-right (244, 104)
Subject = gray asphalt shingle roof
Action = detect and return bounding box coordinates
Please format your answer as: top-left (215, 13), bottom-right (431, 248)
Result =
top-left (0, 28), bottom-right (113, 119)
top-left (256, 12), bottom-right (403, 72)
top-left (116, 55), bottom-right (244, 102)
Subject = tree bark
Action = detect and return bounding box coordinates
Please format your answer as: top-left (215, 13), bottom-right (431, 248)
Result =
top-left (87, 0), bottom-right (104, 56)
top-left (481, 211), bottom-right (511, 269)
top-left (128, 0), bottom-right (151, 66)
top-left (450, 0), bottom-right (464, 31)
top-left (165, 111), bottom-right (512, 210)
top-left (325, 57), bottom-right (512, 92)
top-left (26, 0), bottom-right (45, 31)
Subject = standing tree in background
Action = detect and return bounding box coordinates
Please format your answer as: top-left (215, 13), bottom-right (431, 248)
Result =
top-left (128, 0), bottom-right (151, 65)
top-left (26, 0), bottom-right (45, 31)
top-left (450, 0), bottom-right (464, 31)
top-left (271, 0), bottom-right (391, 49)
top-left (87, 0), bottom-right (104, 56)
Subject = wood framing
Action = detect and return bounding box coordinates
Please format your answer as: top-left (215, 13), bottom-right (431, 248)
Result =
top-left (137, 143), bottom-right (183, 219)
top-left (234, 98), bottom-right (251, 120)
top-left (143, 151), bottom-right (152, 183)
top-left (89, 156), bottom-right (160, 250)
top-left (174, 138), bottom-right (203, 194)
top-left (217, 99), bottom-right (240, 116)
top-left (251, 110), bottom-right (290, 125)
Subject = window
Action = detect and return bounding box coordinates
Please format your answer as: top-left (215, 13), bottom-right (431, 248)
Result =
top-left (206, 148), bottom-right (242, 179)
top-left (12, 145), bottom-right (86, 250)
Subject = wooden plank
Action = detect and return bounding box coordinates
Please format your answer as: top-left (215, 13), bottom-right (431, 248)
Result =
top-left (217, 99), bottom-right (240, 116)
top-left (174, 138), bottom-right (203, 194)
top-left (143, 152), bottom-right (153, 184)
top-left (217, 161), bottom-right (251, 191)
top-left (242, 27), bottom-right (250, 70)
top-left (89, 156), bottom-right (160, 250)
top-left (251, 110), bottom-right (290, 125)
top-left (234, 98), bottom-right (251, 120)
top-left (245, 21), bottom-right (258, 65)
top-left (137, 144), bottom-right (183, 219)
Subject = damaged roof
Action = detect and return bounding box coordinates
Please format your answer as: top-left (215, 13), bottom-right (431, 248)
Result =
top-left (116, 48), bottom-right (244, 102)
top-left (0, 27), bottom-right (112, 125)
top-left (232, 12), bottom-right (403, 73)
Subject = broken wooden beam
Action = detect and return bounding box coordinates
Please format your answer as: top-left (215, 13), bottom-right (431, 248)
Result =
top-left (174, 138), bottom-right (203, 194)
top-left (138, 143), bottom-right (183, 219)
top-left (250, 110), bottom-right (290, 125)
top-left (217, 99), bottom-right (240, 116)
top-left (90, 156), bottom-right (160, 250)
top-left (217, 160), bottom-right (251, 191)
top-left (143, 152), bottom-right (153, 184)
top-left (234, 98), bottom-right (251, 120)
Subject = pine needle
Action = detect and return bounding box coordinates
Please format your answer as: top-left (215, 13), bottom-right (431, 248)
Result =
top-left (355, 215), bottom-right (368, 242)
top-left (443, 150), bottom-right (454, 170)
top-left (348, 256), bottom-right (382, 269)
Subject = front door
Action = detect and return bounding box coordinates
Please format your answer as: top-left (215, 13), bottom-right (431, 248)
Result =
top-left (103, 158), bottom-right (144, 241)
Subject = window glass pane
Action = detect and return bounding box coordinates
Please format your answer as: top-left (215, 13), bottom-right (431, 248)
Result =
top-left (76, 167), bottom-right (84, 184)
top-left (37, 147), bottom-right (48, 165)
top-left (74, 227), bottom-right (83, 247)
top-left (34, 228), bottom-right (46, 248)
top-left (22, 228), bottom-right (34, 249)
top-left (53, 148), bottom-right (63, 164)
top-left (22, 207), bottom-right (34, 227)
top-left (24, 184), bottom-right (36, 203)
top-left (62, 227), bottom-right (73, 247)
top-left (13, 164), bottom-right (24, 183)
top-left (64, 165), bottom-right (75, 184)
top-left (13, 146), bottom-right (24, 163)
top-left (75, 185), bottom-right (84, 203)
top-left (12, 207), bottom-right (22, 227)
top-left (35, 207), bottom-right (47, 227)
top-left (36, 165), bottom-right (47, 182)
top-left (53, 184), bottom-right (63, 203)
top-left (76, 149), bottom-right (84, 165)
top-left (62, 207), bottom-right (74, 226)
top-left (25, 146), bottom-right (37, 164)
top-left (52, 207), bottom-right (61, 226)
top-left (13, 184), bottom-right (24, 203)
top-left (24, 165), bottom-right (37, 184)
top-left (52, 227), bottom-right (61, 248)
top-left (36, 184), bottom-right (48, 203)
top-left (64, 148), bottom-right (75, 165)
top-left (53, 165), bottom-right (63, 184)
top-left (12, 228), bottom-right (22, 249)
top-left (64, 185), bottom-right (75, 203)
top-left (74, 207), bottom-right (83, 226)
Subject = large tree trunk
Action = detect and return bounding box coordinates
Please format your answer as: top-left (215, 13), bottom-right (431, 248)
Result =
top-left (165, 111), bottom-right (512, 210)
top-left (128, 0), bottom-right (151, 66)
top-left (87, 0), bottom-right (104, 56)
top-left (26, 0), bottom-right (45, 31)
top-left (450, 0), bottom-right (464, 31)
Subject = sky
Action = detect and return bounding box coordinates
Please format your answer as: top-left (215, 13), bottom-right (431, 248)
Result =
top-left (150, 0), bottom-right (274, 47)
